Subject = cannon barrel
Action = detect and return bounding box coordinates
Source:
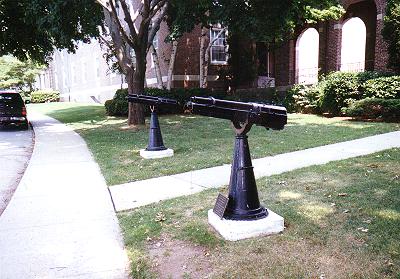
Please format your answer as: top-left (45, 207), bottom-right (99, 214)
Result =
top-left (187, 96), bottom-right (287, 130)
top-left (127, 94), bottom-right (178, 154)
top-left (127, 94), bottom-right (179, 107)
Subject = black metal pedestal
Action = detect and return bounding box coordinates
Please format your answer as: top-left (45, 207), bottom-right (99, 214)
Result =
top-left (146, 111), bottom-right (167, 151)
top-left (223, 126), bottom-right (268, 220)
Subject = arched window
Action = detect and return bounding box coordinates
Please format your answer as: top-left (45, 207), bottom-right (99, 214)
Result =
top-left (296, 28), bottom-right (319, 84)
top-left (340, 17), bottom-right (366, 72)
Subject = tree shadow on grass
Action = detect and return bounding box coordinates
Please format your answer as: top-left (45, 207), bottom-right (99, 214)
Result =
top-left (45, 105), bottom-right (110, 124)
top-left (36, 105), bottom-right (400, 185)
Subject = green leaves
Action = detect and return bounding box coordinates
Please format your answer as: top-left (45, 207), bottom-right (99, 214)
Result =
top-left (0, 0), bottom-right (103, 63)
top-left (168, 0), bottom-right (343, 44)
top-left (382, 0), bottom-right (400, 74)
top-left (305, 5), bottom-right (345, 24)
top-left (0, 55), bottom-right (44, 91)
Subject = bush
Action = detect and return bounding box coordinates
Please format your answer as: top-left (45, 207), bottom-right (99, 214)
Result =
top-left (362, 76), bottom-right (400, 99)
top-left (104, 99), bottom-right (129, 116)
top-left (286, 84), bottom-right (321, 113)
top-left (284, 71), bottom-right (395, 115)
top-left (30, 90), bottom-right (60, 103)
top-left (234, 88), bottom-right (277, 103)
top-left (282, 87), bottom-right (296, 113)
top-left (317, 72), bottom-right (360, 115)
top-left (104, 89), bottom-right (129, 116)
top-left (354, 71), bottom-right (390, 85)
top-left (343, 98), bottom-right (400, 122)
top-left (104, 99), bottom-right (115, 115)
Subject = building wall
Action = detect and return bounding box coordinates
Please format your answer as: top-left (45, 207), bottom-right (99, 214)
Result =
top-left (373, 0), bottom-right (389, 71)
top-left (146, 24), bottom-right (227, 89)
top-left (43, 0), bottom-right (391, 100)
top-left (274, 0), bottom-right (390, 88)
top-left (48, 23), bottom-right (227, 103)
top-left (49, 39), bottom-right (125, 103)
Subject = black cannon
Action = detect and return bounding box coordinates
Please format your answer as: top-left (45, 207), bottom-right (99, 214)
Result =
top-left (128, 94), bottom-right (179, 108)
top-left (186, 96), bottom-right (287, 221)
top-left (128, 94), bottom-right (179, 152)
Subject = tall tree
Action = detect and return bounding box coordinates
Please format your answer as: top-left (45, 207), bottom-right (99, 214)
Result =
top-left (0, 56), bottom-right (44, 91)
top-left (382, 0), bottom-right (400, 74)
top-left (96, 0), bottom-right (169, 125)
top-left (1, 0), bottom-right (170, 124)
top-left (0, 0), bottom-right (103, 64)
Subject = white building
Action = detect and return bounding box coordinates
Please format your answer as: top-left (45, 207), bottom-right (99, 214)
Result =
top-left (43, 40), bottom-right (126, 103)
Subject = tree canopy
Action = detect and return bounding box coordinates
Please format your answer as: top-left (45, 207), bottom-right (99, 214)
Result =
top-left (0, 56), bottom-right (44, 91)
top-left (167, 0), bottom-right (343, 89)
top-left (382, 0), bottom-right (400, 74)
top-left (1, 0), bottom-right (343, 64)
top-left (0, 0), bottom-right (103, 63)
top-left (168, 0), bottom-right (344, 43)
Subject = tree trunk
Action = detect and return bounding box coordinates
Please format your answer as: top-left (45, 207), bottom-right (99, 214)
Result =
top-left (166, 40), bottom-right (178, 90)
top-left (199, 27), bottom-right (207, 88)
top-left (203, 43), bottom-right (210, 88)
top-left (127, 61), bottom-right (145, 125)
top-left (150, 45), bottom-right (164, 89)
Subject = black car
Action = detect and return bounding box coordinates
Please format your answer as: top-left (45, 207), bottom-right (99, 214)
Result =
top-left (0, 91), bottom-right (29, 129)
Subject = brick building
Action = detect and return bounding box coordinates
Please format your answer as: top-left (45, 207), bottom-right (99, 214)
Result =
top-left (144, 0), bottom-right (390, 91)
top-left (40, 0), bottom-right (390, 102)
top-left (268, 0), bottom-right (389, 89)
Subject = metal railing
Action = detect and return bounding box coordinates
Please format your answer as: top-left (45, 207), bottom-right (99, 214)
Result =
top-left (295, 67), bottom-right (319, 84)
top-left (339, 61), bottom-right (365, 73)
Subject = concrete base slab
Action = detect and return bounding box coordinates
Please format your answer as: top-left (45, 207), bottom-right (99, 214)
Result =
top-left (140, 148), bottom-right (174, 159)
top-left (208, 209), bottom-right (284, 241)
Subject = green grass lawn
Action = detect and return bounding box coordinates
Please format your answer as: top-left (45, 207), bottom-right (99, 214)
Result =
top-left (118, 149), bottom-right (400, 278)
top-left (29, 102), bottom-right (400, 185)
top-left (29, 103), bottom-right (400, 278)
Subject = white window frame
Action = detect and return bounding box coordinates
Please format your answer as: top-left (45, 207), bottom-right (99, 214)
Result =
top-left (82, 61), bottom-right (88, 82)
top-left (62, 67), bottom-right (67, 89)
top-left (53, 69), bottom-right (59, 90)
top-left (210, 27), bottom-right (228, 65)
top-left (72, 64), bottom-right (78, 85)
top-left (95, 57), bottom-right (101, 79)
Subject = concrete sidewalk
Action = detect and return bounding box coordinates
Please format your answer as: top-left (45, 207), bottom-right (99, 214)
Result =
top-left (0, 112), bottom-right (129, 278)
top-left (110, 130), bottom-right (400, 211)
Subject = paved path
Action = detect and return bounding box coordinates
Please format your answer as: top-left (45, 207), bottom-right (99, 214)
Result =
top-left (0, 112), bottom-right (129, 279)
top-left (0, 126), bottom-right (33, 216)
top-left (110, 130), bottom-right (400, 211)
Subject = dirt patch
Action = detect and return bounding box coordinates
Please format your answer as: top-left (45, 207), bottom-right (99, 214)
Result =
top-left (119, 125), bottom-right (141, 131)
top-left (148, 235), bottom-right (213, 279)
